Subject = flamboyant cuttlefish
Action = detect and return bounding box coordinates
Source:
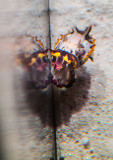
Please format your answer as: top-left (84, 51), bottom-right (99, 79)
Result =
top-left (16, 25), bottom-right (96, 89)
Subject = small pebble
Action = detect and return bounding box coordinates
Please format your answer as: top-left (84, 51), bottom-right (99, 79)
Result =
top-left (97, 121), bottom-right (101, 124)
top-left (90, 148), bottom-right (94, 153)
top-left (98, 132), bottom-right (101, 135)
top-left (89, 105), bottom-right (95, 111)
top-left (96, 112), bottom-right (100, 115)
top-left (82, 137), bottom-right (90, 148)
top-left (75, 139), bottom-right (79, 143)
top-left (91, 155), bottom-right (96, 158)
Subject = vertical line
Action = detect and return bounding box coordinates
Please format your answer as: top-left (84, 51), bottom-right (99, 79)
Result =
top-left (48, 0), bottom-right (57, 159)
top-left (48, 0), bottom-right (51, 50)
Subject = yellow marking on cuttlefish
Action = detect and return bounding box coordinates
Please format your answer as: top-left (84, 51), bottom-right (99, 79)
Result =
top-left (73, 60), bottom-right (77, 68)
top-left (34, 37), bottom-right (44, 50)
top-left (63, 55), bottom-right (69, 62)
top-left (54, 38), bottom-right (61, 49)
top-left (32, 58), bottom-right (36, 63)
top-left (29, 57), bottom-right (36, 65)
top-left (52, 52), bottom-right (61, 58)
top-left (54, 33), bottom-right (70, 49)
top-left (38, 53), bottom-right (45, 58)
top-left (83, 39), bottom-right (96, 62)
top-left (68, 60), bottom-right (72, 64)
top-left (63, 55), bottom-right (76, 65)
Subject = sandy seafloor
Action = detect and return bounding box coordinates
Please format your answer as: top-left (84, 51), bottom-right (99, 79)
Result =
top-left (0, 0), bottom-right (113, 160)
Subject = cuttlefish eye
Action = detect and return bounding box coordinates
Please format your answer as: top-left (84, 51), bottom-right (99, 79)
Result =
top-left (57, 56), bottom-right (63, 63)
top-left (51, 56), bottom-right (56, 62)
top-left (37, 57), bottom-right (41, 64)
top-left (42, 56), bottom-right (48, 63)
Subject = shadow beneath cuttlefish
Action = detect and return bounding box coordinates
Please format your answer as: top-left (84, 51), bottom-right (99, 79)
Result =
top-left (54, 66), bottom-right (91, 127)
top-left (25, 66), bottom-right (91, 128)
